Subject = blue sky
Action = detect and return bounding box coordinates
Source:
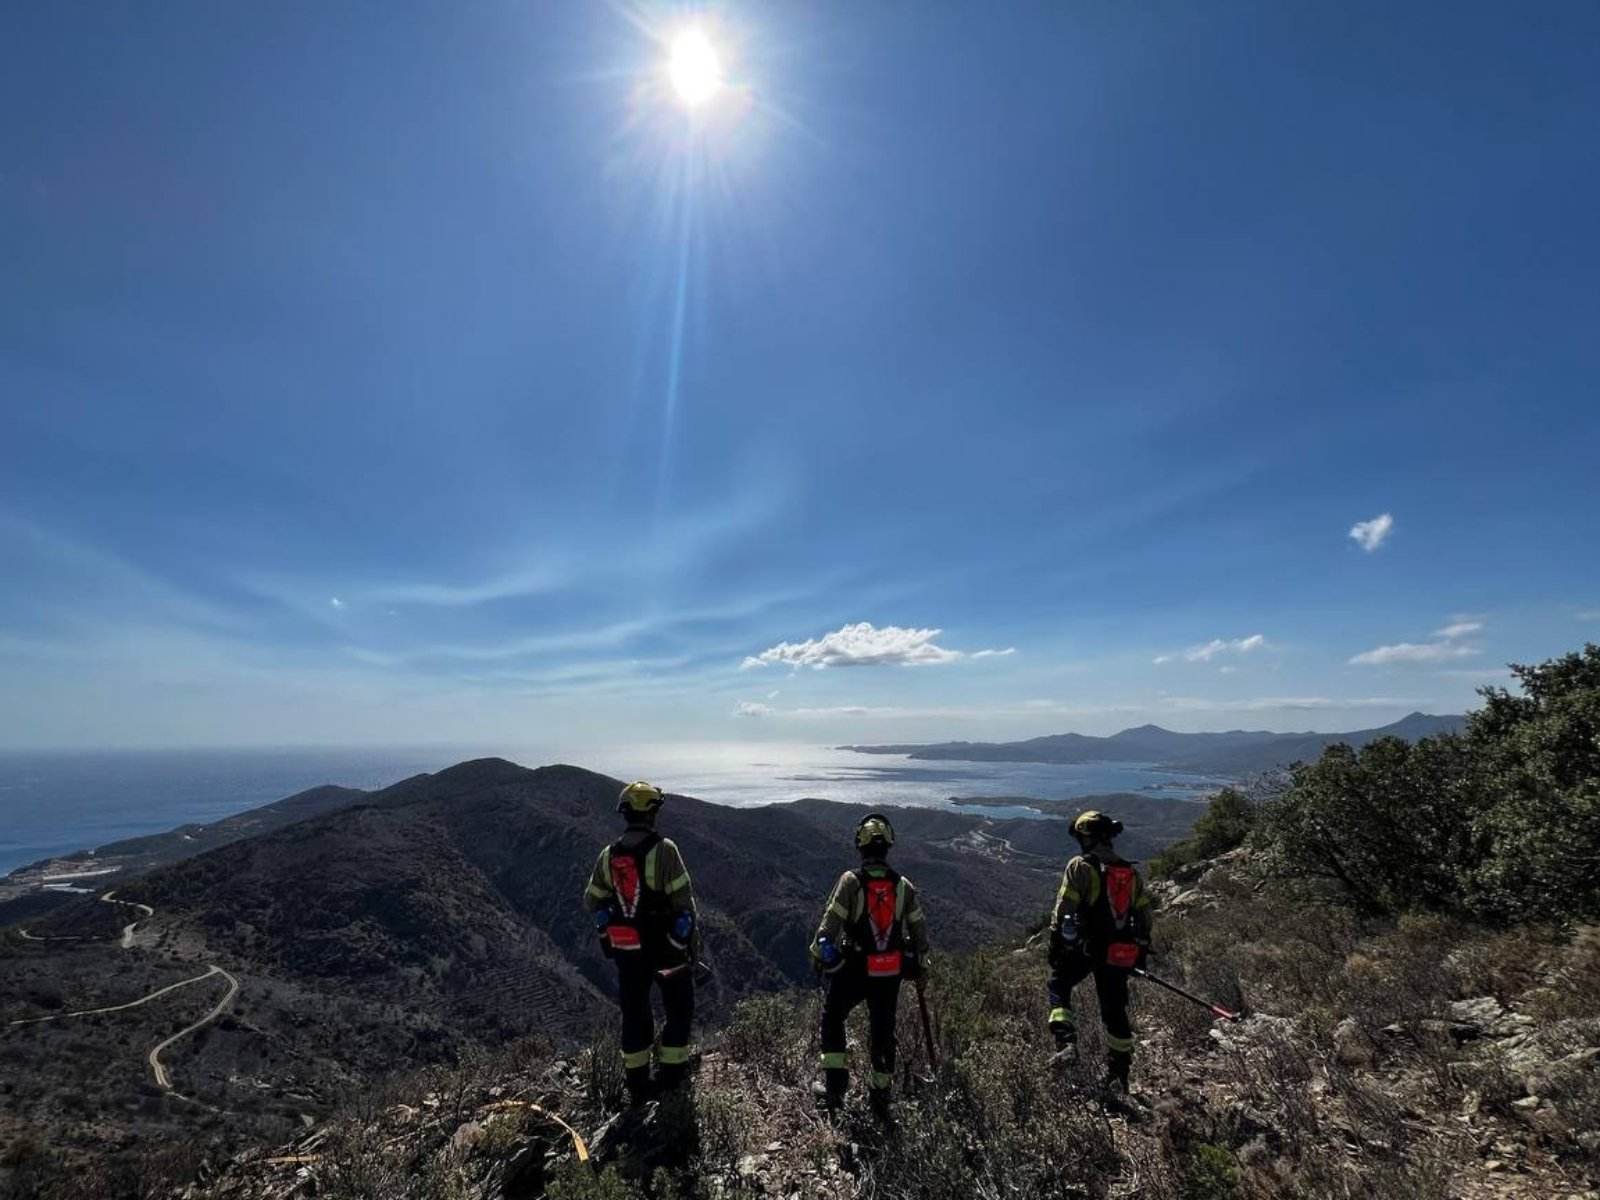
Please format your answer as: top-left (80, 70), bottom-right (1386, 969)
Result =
top-left (2, 1), bottom-right (1598, 750)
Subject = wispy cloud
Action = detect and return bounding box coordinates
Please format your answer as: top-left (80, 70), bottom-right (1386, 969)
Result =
top-left (1433, 620), bottom-right (1482, 639)
top-left (329, 596), bottom-right (345, 609)
top-left (733, 700), bottom-right (774, 718)
top-left (1154, 634), bottom-right (1267, 666)
top-left (1578, 609), bottom-right (1600, 622)
top-left (971, 647), bottom-right (1017, 659)
top-left (1349, 512), bottom-right (1394, 552)
top-left (1350, 641), bottom-right (1478, 666)
top-left (741, 622), bottom-right (1008, 670)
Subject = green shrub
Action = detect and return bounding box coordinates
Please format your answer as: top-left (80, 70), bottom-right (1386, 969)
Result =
top-left (1151, 788), bottom-right (1257, 878)
top-left (1253, 643), bottom-right (1600, 922)
top-left (1182, 1142), bottom-right (1239, 1200)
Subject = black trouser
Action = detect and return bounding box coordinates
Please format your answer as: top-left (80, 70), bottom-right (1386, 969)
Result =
top-left (616, 950), bottom-right (694, 1090)
top-left (820, 964), bottom-right (901, 1095)
top-left (1048, 945), bottom-right (1134, 1063)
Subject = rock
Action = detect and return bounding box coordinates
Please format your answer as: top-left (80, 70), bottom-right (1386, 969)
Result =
top-left (451, 1121), bottom-right (483, 1151)
top-left (1526, 1047), bottom-right (1600, 1099)
top-left (764, 1141), bottom-right (783, 1153)
top-left (1448, 997), bottom-right (1504, 1030)
top-left (1332, 1017), bottom-right (1373, 1067)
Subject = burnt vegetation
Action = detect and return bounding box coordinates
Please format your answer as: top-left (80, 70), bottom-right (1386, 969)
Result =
top-left (2, 645), bottom-right (1597, 1199)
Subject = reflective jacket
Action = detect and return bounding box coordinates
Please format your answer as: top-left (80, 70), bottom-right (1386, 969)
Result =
top-left (584, 827), bottom-right (698, 954)
top-left (810, 861), bottom-right (931, 970)
top-left (1051, 851), bottom-right (1152, 947)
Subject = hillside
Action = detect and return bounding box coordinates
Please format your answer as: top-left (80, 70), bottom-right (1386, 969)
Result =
top-left (56, 845), bottom-right (1597, 1200)
top-left (2, 758), bottom-right (1147, 1183)
top-left (0, 783), bottom-right (371, 925)
top-left (846, 712), bottom-right (1466, 775)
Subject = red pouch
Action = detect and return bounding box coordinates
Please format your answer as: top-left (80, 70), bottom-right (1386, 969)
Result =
top-left (866, 950), bottom-right (903, 977)
top-left (1105, 942), bottom-right (1140, 969)
top-left (607, 925), bottom-right (642, 951)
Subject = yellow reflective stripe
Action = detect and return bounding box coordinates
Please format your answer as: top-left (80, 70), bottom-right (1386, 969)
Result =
top-left (820, 1051), bottom-right (848, 1070)
top-left (895, 878), bottom-right (908, 919)
top-left (644, 845), bottom-right (660, 891)
top-left (1105, 1033), bottom-right (1135, 1053)
top-left (666, 871), bottom-right (691, 894)
top-left (1048, 1008), bottom-right (1073, 1026)
top-left (828, 900), bottom-right (850, 919)
top-left (1059, 885), bottom-right (1081, 906)
top-left (907, 907), bottom-right (926, 923)
top-left (868, 1071), bottom-right (892, 1090)
top-left (657, 1044), bottom-right (691, 1065)
top-left (586, 881), bottom-right (613, 899)
top-left (622, 1048), bottom-right (652, 1069)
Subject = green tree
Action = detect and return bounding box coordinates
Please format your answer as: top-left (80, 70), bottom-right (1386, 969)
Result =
top-left (1465, 644), bottom-right (1600, 921)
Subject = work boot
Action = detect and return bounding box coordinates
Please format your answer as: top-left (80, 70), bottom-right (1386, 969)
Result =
top-left (1049, 1029), bottom-right (1079, 1071)
top-left (1103, 1052), bottom-right (1131, 1094)
top-left (868, 1087), bottom-right (892, 1122)
top-left (624, 1065), bottom-right (653, 1108)
top-left (811, 1079), bottom-right (846, 1114)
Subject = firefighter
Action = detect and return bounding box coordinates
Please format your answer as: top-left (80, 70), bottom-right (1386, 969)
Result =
top-left (1047, 810), bottom-right (1153, 1092)
top-left (583, 781), bottom-right (699, 1105)
top-left (810, 812), bottom-right (931, 1118)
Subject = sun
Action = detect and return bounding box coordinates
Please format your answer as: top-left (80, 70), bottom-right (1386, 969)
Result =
top-left (668, 29), bottom-right (723, 108)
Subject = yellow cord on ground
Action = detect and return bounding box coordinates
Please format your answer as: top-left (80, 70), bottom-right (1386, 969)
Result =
top-left (481, 1100), bottom-right (591, 1163)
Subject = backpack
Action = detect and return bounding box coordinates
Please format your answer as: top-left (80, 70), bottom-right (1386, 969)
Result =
top-left (851, 866), bottom-right (906, 977)
top-left (1092, 858), bottom-right (1142, 969)
top-left (603, 832), bottom-right (665, 952)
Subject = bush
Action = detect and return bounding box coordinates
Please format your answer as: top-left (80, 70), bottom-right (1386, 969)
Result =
top-left (1150, 788), bottom-right (1257, 878)
top-left (1254, 643), bottom-right (1600, 923)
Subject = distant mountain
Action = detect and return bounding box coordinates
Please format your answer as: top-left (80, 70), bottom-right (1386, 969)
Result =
top-left (844, 712), bottom-right (1467, 776)
top-left (12, 760), bottom-right (1112, 1070)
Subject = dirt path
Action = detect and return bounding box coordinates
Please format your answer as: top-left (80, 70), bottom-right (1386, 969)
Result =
top-left (147, 966), bottom-right (238, 1090)
top-left (101, 889), bottom-right (154, 949)
top-left (7, 964), bottom-right (225, 1027)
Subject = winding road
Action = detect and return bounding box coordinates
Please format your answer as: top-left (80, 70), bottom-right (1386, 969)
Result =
top-left (7, 964), bottom-right (227, 1028)
top-left (147, 966), bottom-right (239, 1090)
top-left (101, 890), bottom-right (154, 949)
top-left (11, 893), bottom-right (240, 1093)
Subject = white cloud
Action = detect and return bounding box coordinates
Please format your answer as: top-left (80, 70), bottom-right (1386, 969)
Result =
top-left (1349, 513), bottom-right (1394, 552)
top-left (742, 622), bottom-right (1004, 670)
top-left (1156, 634), bottom-right (1268, 665)
top-left (1578, 609), bottom-right (1600, 622)
top-left (1218, 665), bottom-right (1238, 675)
top-left (1433, 620), bottom-right (1483, 639)
top-left (733, 700), bottom-right (774, 718)
top-left (971, 647), bottom-right (1017, 659)
top-left (1349, 641), bottom-right (1478, 666)
top-left (329, 596), bottom-right (345, 609)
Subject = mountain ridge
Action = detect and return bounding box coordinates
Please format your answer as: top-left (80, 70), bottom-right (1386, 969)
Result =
top-left (843, 711), bottom-right (1465, 774)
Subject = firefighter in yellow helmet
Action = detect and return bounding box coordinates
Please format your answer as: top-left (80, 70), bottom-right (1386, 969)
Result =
top-left (809, 812), bottom-right (931, 1118)
top-left (583, 781), bottom-right (699, 1105)
top-left (1047, 810), bottom-right (1152, 1093)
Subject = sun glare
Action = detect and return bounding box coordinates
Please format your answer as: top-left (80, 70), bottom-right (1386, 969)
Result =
top-left (669, 30), bottom-right (722, 108)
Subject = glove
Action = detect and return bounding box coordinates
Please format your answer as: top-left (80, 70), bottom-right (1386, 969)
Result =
top-left (1135, 938), bottom-right (1151, 970)
top-left (1058, 913), bottom-right (1081, 947)
top-left (815, 936), bottom-right (843, 974)
top-left (902, 951), bottom-right (924, 982)
top-left (669, 910), bottom-right (695, 949)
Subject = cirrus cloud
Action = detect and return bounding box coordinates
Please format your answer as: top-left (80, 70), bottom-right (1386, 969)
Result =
top-left (1349, 641), bottom-right (1478, 666)
top-left (1154, 634), bottom-right (1267, 666)
top-left (740, 622), bottom-right (1008, 670)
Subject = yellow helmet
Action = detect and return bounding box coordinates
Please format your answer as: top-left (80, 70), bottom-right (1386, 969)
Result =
top-left (1072, 810), bottom-right (1124, 844)
top-left (855, 813), bottom-right (895, 852)
top-left (617, 781), bottom-right (664, 815)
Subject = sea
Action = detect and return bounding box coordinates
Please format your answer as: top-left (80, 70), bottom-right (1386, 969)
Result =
top-left (0, 743), bottom-right (1229, 877)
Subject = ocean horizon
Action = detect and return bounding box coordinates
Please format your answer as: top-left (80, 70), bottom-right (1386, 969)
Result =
top-left (0, 742), bottom-right (1227, 876)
